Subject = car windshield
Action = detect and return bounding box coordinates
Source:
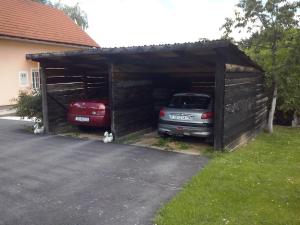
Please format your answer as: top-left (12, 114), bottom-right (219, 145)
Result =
top-left (169, 95), bottom-right (210, 109)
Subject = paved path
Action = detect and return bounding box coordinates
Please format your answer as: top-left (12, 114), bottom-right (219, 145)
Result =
top-left (0, 119), bottom-right (208, 225)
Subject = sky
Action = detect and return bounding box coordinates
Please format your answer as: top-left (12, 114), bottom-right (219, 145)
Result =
top-left (60, 0), bottom-right (240, 47)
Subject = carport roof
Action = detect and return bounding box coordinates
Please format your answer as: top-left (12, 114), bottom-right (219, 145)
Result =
top-left (26, 40), bottom-right (263, 71)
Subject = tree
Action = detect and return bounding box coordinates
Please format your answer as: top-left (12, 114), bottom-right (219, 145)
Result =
top-left (221, 0), bottom-right (300, 133)
top-left (244, 28), bottom-right (300, 126)
top-left (52, 2), bottom-right (88, 30)
top-left (277, 29), bottom-right (300, 126)
top-left (32, 0), bottom-right (49, 4)
top-left (32, 0), bottom-right (88, 30)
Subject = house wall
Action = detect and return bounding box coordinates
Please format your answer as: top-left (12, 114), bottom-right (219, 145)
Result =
top-left (0, 38), bottom-right (83, 106)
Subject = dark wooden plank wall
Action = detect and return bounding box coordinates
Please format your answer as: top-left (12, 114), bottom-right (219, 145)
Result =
top-left (44, 67), bottom-right (109, 132)
top-left (111, 66), bottom-right (215, 139)
top-left (111, 69), bottom-right (154, 138)
top-left (223, 70), bottom-right (268, 149)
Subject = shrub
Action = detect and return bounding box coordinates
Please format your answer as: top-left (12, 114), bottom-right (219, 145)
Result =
top-left (13, 90), bottom-right (42, 121)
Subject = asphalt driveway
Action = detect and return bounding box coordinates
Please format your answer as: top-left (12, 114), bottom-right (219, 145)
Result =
top-left (0, 119), bottom-right (208, 225)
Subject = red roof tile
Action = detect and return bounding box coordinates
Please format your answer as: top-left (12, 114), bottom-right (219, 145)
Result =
top-left (0, 0), bottom-right (99, 47)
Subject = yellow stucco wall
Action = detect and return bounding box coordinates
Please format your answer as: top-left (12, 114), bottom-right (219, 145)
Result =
top-left (0, 38), bottom-right (83, 106)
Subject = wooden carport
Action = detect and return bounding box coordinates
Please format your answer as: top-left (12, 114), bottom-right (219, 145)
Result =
top-left (27, 40), bottom-right (268, 150)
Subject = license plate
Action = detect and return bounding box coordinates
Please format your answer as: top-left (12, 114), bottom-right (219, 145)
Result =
top-left (169, 115), bottom-right (191, 121)
top-left (75, 116), bottom-right (89, 122)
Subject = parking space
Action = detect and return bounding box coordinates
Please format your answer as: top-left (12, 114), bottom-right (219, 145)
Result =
top-left (0, 119), bottom-right (207, 225)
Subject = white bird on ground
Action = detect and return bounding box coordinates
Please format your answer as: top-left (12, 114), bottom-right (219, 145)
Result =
top-left (33, 122), bottom-right (44, 134)
top-left (103, 131), bottom-right (113, 143)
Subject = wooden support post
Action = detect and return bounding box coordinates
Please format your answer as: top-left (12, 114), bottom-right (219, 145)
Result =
top-left (109, 63), bottom-right (116, 137)
top-left (214, 53), bottom-right (226, 150)
top-left (40, 66), bottom-right (49, 133)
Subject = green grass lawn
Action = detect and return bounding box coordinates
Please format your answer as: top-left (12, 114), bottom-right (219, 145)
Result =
top-left (155, 126), bottom-right (300, 225)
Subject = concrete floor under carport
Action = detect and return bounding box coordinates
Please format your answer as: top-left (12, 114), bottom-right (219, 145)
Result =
top-left (0, 118), bottom-right (208, 225)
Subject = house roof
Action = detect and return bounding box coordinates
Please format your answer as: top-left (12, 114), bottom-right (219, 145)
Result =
top-left (0, 0), bottom-right (99, 47)
top-left (27, 40), bottom-right (263, 72)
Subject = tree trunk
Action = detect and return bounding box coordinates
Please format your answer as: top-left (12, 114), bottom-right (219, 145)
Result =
top-left (267, 35), bottom-right (278, 134)
top-left (266, 82), bottom-right (278, 133)
top-left (292, 111), bottom-right (299, 127)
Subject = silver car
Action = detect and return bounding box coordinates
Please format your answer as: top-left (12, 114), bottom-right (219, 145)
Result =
top-left (158, 93), bottom-right (214, 138)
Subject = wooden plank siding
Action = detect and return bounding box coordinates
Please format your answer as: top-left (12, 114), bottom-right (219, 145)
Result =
top-left (110, 67), bottom-right (154, 138)
top-left (223, 70), bottom-right (268, 150)
top-left (42, 66), bottom-right (109, 132)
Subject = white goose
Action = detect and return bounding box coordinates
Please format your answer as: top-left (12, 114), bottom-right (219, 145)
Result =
top-left (103, 131), bottom-right (113, 143)
top-left (33, 122), bottom-right (45, 134)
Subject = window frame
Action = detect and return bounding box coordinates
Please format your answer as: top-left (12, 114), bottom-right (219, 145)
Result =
top-left (19, 71), bottom-right (29, 87)
top-left (31, 68), bottom-right (40, 90)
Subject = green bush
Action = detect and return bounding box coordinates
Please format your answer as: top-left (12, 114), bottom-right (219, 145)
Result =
top-left (13, 90), bottom-right (42, 121)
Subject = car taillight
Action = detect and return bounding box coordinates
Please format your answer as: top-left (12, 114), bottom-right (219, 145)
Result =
top-left (159, 109), bottom-right (165, 118)
top-left (201, 112), bottom-right (214, 119)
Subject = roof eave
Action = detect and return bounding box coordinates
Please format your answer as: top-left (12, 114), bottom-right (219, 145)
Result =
top-left (0, 34), bottom-right (99, 48)
top-left (27, 40), bottom-right (231, 61)
top-left (26, 40), bottom-right (263, 72)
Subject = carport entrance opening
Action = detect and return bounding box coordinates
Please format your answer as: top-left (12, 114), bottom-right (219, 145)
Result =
top-left (42, 65), bottom-right (109, 133)
top-left (28, 41), bottom-right (268, 150)
top-left (109, 57), bottom-right (216, 140)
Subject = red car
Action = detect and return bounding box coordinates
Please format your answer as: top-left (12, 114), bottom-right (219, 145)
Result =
top-left (67, 99), bottom-right (111, 128)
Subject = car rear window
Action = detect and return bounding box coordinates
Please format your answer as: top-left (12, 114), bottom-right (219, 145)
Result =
top-left (169, 95), bottom-right (211, 109)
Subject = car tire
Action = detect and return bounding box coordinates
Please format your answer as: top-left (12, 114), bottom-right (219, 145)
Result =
top-left (158, 131), bottom-right (167, 138)
top-left (205, 136), bottom-right (214, 145)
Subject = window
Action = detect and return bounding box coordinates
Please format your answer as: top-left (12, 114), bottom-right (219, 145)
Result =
top-left (32, 69), bottom-right (40, 90)
top-left (19, 71), bottom-right (28, 87)
top-left (169, 95), bottom-right (211, 109)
